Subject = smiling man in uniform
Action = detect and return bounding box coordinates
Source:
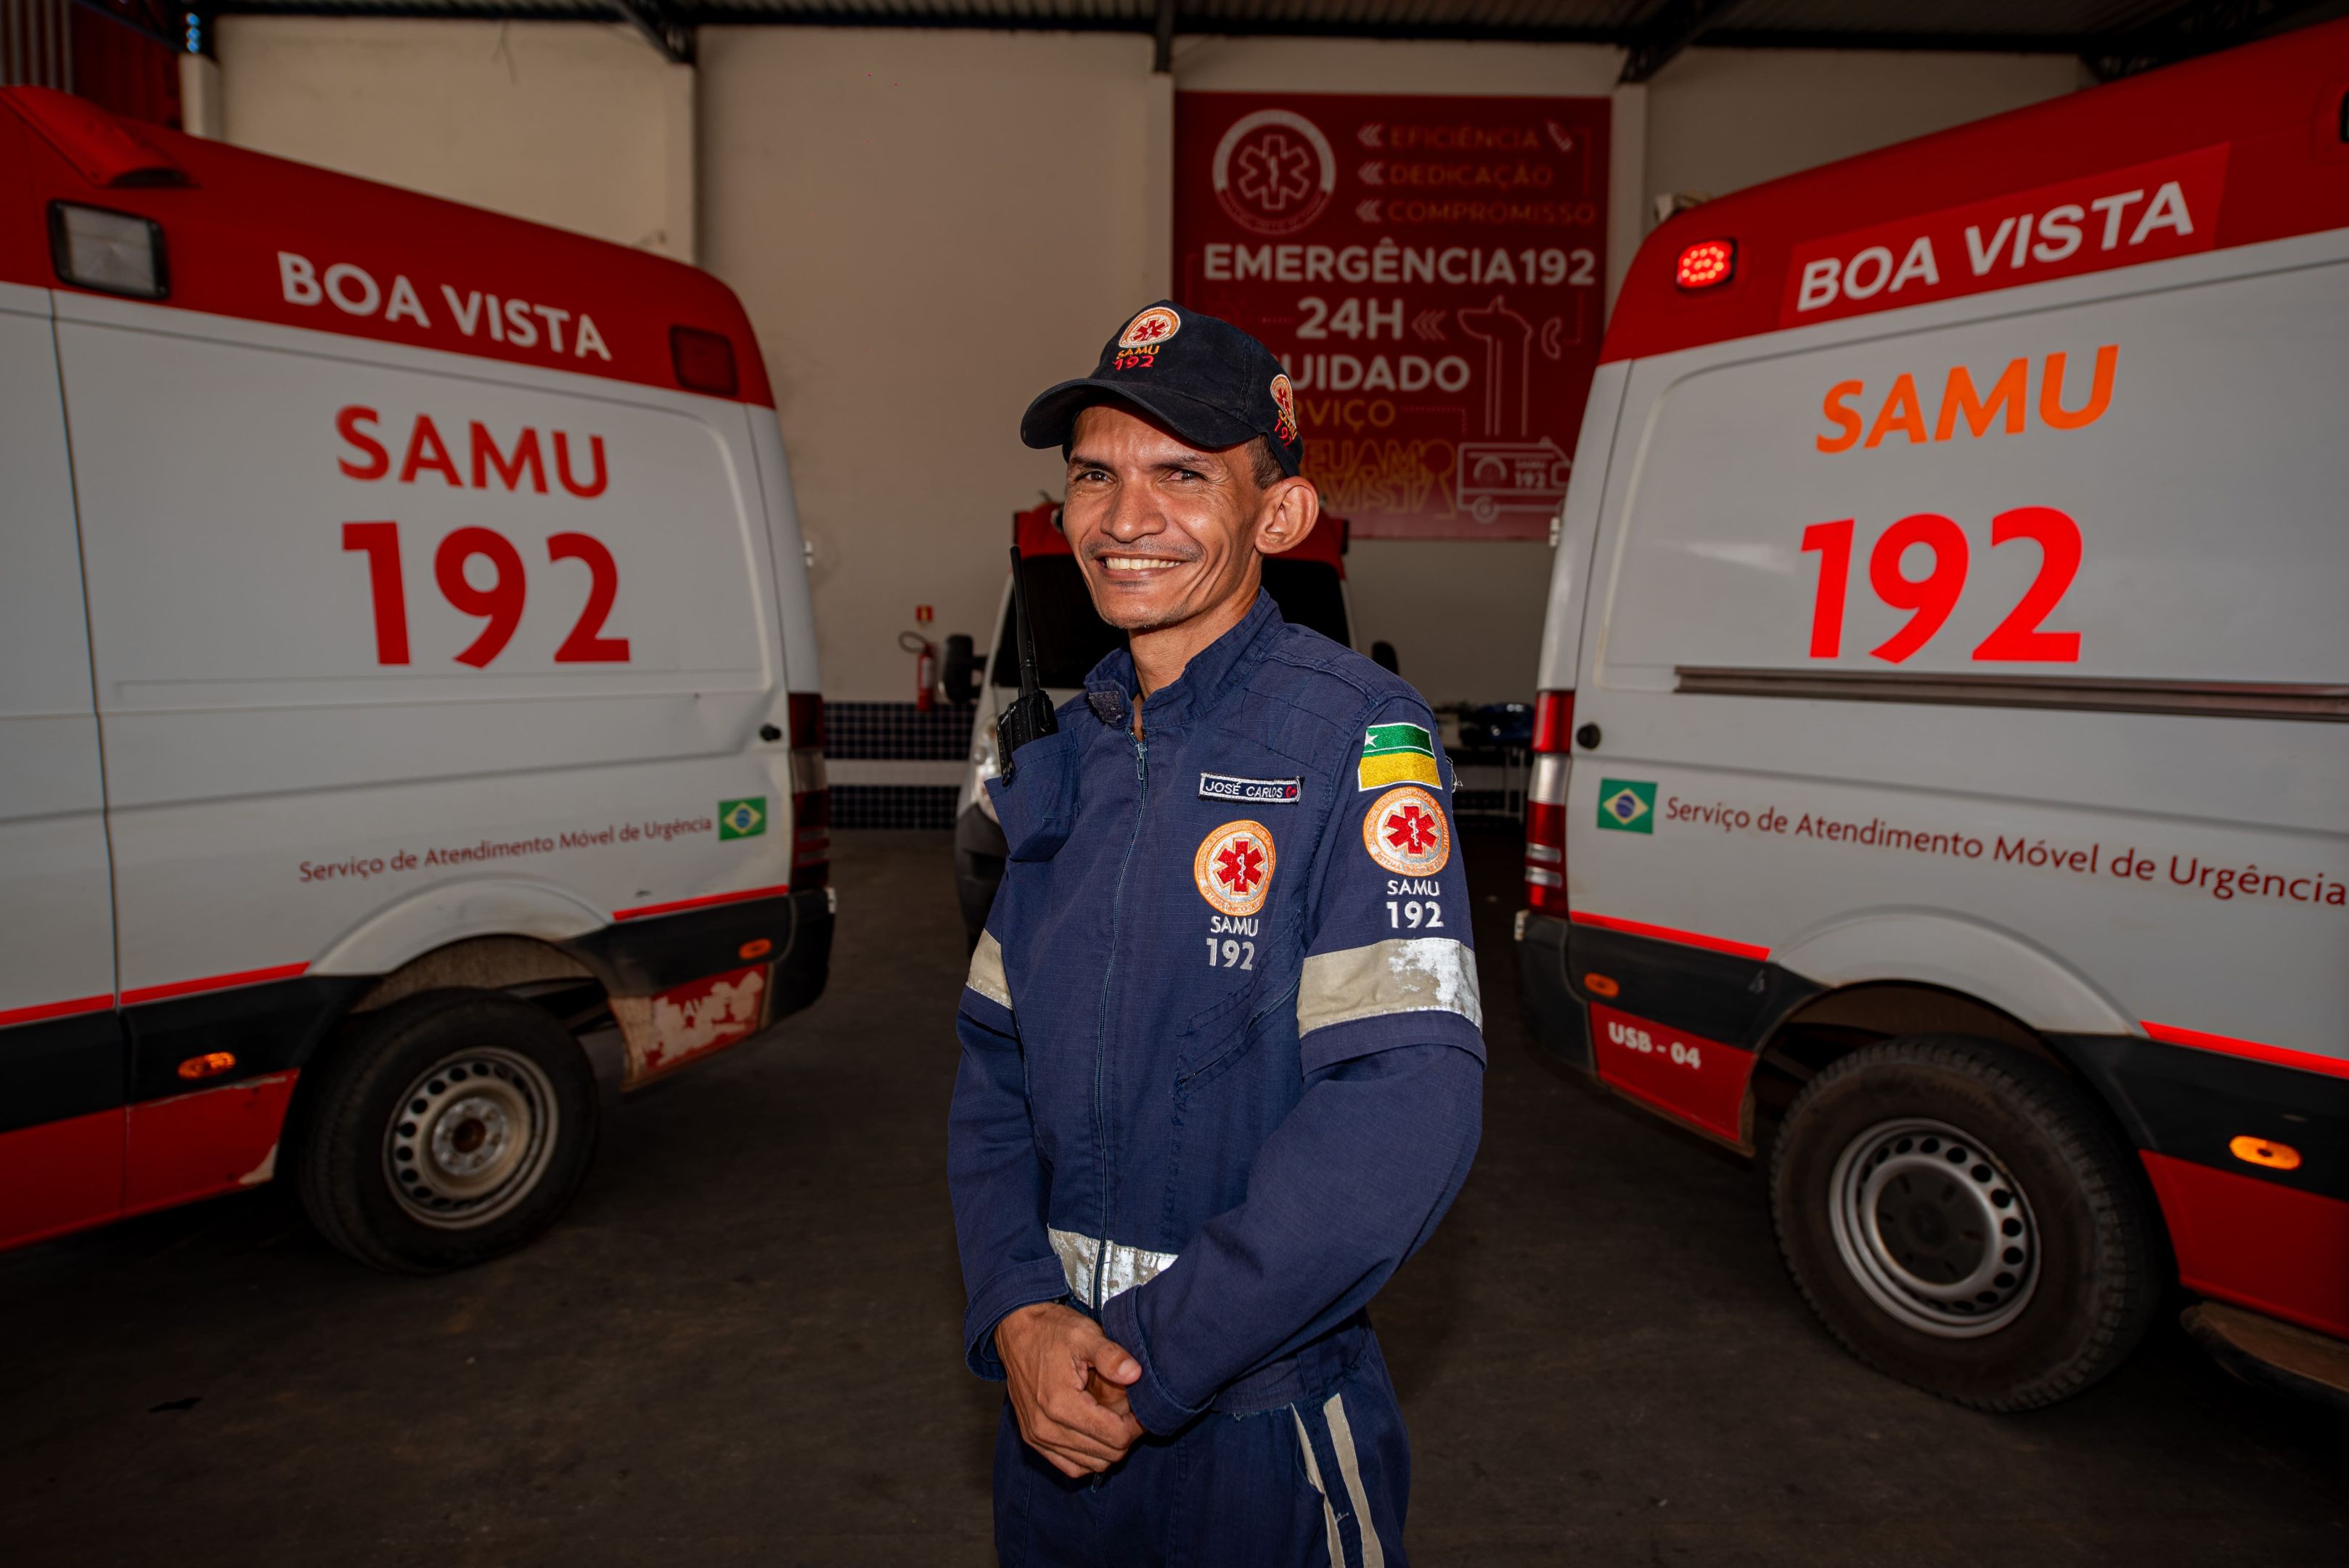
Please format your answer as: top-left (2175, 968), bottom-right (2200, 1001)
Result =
top-left (949, 301), bottom-right (1485, 1567)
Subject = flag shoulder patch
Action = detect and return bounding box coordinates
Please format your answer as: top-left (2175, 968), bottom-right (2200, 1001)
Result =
top-left (1357, 719), bottom-right (1440, 792)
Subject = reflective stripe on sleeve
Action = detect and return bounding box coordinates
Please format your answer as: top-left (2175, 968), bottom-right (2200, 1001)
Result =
top-left (965, 929), bottom-right (1013, 1010)
top-left (1297, 936), bottom-right (1482, 1035)
top-left (1048, 1226), bottom-right (1177, 1307)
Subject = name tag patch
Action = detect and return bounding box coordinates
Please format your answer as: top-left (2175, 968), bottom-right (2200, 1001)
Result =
top-left (1199, 772), bottom-right (1302, 805)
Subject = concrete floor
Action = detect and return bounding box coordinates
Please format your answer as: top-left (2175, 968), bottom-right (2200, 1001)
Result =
top-left (3, 827), bottom-right (2343, 1565)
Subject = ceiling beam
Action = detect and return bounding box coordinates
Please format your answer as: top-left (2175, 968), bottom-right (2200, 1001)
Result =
top-left (613, 0), bottom-right (693, 62)
top-left (200, 0), bottom-right (2334, 68)
top-left (68, 0), bottom-right (187, 51)
top-left (207, 1), bottom-right (1625, 46)
top-left (2083, 0), bottom-right (2339, 81)
top-left (1618, 0), bottom-right (1752, 83)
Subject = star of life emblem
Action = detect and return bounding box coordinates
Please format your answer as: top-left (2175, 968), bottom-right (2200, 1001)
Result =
top-left (1363, 786), bottom-right (1450, 876)
top-left (1211, 109), bottom-right (1339, 237)
top-left (1270, 373), bottom-right (1298, 444)
top-left (1118, 306), bottom-right (1183, 351)
top-left (1194, 819), bottom-right (1276, 917)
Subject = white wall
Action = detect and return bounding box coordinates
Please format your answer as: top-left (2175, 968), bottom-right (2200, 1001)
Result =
top-left (211, 22), bottom-right (2084, 705)
top-left (216, 18), bottom-right (695, 259)
top-left (697, 28), bottom-right (1162, 703)
top-left (1645, 46), bottom-right (2088, 208)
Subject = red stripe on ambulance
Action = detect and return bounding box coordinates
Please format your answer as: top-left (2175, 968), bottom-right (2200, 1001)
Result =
top-left (118, 963), bottom-right (311, 1008)
top-left (2141, 1151), bottom-right (2349, 1340)
top-left (1569, 909), bottom-right (1771, 961)
top-left (2144, 1020), bottom-right (2349, 1082)
top-left (612, 883), bottom-right (796, 922)
top-left (1589, 1003), bottom-right (1755, 1146)
top-left (123, 1073), bottom-right (301, 1216)
top-left (0, 993), bottom-right (115, 1029)
top-left (1, 88), bottom-right (773, 407)
top-left (0, 1110), bottom-right (126, 1247)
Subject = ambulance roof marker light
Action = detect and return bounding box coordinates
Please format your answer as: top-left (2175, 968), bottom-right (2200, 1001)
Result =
top-left (670, 326), bottom-right (738, 396)
top-left (1675, 239), bottom-right (1736, 291)
top-left (50, 203), bottom-right (168, 301)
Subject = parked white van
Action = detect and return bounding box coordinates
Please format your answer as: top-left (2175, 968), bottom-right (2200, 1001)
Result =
top-left (1, 89), bottom-right (831, 1272)
top-left (1516, 28), bottom-right (2349, 1407)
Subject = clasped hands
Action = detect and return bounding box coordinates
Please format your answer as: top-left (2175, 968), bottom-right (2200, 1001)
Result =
top-left (995, 1301), bottom-right (1147, 1477)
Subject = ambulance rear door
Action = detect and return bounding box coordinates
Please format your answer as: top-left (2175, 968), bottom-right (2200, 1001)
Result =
top-left (1576, 226), bottom-right (2349, 1058)
top-left (0, 276), bottom-right (125, 1245)
top-left (54, 284), bottom-right (790, 1196)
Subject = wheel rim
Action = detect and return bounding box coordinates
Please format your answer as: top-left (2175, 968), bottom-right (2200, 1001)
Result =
top-left (1826, 1116), bottom-right (2039, 1338)
top-left (383, 1046), bottom-right (560, 1229)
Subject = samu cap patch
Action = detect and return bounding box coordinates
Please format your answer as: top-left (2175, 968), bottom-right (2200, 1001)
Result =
top-left (1021, 300), bottom-right (1304, 477)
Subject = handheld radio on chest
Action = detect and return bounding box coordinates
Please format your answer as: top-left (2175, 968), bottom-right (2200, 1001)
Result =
top-left (995, 546), bottom-right (1059, 783)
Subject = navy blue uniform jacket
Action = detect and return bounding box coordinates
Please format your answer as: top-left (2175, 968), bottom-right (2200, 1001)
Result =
top-left (949, 590), bottom-right (1486, 1433)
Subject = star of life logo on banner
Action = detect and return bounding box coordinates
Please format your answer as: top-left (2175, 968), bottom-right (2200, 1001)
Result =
top-left (1212, 109), bottom-right (1339, 237)
top-left (1176, 90), bottom-right (1611, 539)
top-left (1195, 819), bottom-right (1277, 916)
top-left (1365, 785), bottom-right (1450, 876)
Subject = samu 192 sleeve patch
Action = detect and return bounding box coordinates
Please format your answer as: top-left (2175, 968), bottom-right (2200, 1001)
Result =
top-left (1357, 722), bottom-right (1439, 791)
top-left (1364, 785), bottom-right (1450, 875)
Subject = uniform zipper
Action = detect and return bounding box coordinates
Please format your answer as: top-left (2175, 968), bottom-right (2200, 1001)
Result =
top-left (1090, 727), bottom-right (1149, 1312)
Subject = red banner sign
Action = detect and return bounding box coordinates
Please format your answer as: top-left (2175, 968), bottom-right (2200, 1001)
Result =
top-left (1174, 91), bottom-right (1610, 539)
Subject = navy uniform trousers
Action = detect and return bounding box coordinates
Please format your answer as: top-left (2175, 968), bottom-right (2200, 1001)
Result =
top-left (993, 1332), bottom-right (1409, 1568)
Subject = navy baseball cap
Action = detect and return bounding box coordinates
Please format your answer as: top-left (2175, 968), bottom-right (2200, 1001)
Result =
top-left (1021, 301), bottom-right (1304, 478)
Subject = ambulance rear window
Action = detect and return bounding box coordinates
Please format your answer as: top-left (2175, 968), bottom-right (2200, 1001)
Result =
top-left (992, 557), bottom-right (1350, 689)
top-left (993, 556), bottom-right (1124, 689)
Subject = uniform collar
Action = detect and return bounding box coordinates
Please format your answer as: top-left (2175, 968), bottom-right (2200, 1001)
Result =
top-left (1083, 588), bottom-right (1284, 737)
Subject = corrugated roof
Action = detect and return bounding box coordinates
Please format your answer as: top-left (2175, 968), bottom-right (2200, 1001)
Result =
top-left (205, 0), bottom-right (2349, 81)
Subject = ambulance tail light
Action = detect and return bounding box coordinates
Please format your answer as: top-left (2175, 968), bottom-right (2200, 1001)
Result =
top-left (787, 692), bottom-right (830, 893)
top-left (1675, 240), bottom-right (1735, 290)
top-left (1525, 689), bottom-right (1574, 916)
top-left (671, 326), bottom-right (739, 397)
top-left (50, 203), bottom-right (168, 300)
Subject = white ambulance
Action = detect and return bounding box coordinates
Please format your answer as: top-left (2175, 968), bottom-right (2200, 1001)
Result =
top-left (1, 89), bottom-right (830, 1273)
top-left (1516, 28), bottom-right (2349, 1408)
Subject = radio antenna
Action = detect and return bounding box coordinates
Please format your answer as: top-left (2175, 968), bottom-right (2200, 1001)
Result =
top-left (996, 546), bottom-right (1058, 780)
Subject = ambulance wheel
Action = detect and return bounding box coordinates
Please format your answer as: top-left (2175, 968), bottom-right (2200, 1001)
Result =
top-left (295, 989), bottom-right (599, 1274)
top-left (1769, 1034), bottom-right (2157, 1411)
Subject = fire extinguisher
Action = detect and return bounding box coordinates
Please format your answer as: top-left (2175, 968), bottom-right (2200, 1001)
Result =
top-left (899, 630), bottom-right (938, 712)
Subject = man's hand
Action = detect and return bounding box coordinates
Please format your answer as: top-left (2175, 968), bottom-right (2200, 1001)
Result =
top-left (994, 1302), bottom-right (1145, 1477)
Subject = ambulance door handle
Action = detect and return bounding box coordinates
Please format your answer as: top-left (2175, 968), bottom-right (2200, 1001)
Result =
top-left (759, 724), bottom-right (783, 743)
top-left (1576, 723), bottom-right (1601, 751)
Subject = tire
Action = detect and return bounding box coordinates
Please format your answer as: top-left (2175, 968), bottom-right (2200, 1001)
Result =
top-left (1769, 1034), bottom-right (2158, 1410)
top-left (294, 988), bottom-right (600, 1274)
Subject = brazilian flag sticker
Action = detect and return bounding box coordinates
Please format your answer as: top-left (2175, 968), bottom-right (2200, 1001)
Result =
top-left (1357, 722), bottom-right (1440, 792)
top-left (1596, 779), bottom-right (1656, 834)
top-left (719, 797), bottom-right (767, 841)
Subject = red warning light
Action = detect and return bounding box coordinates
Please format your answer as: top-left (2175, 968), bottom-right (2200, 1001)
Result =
top-left (1675, 240), bottom-right (1735, 290)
